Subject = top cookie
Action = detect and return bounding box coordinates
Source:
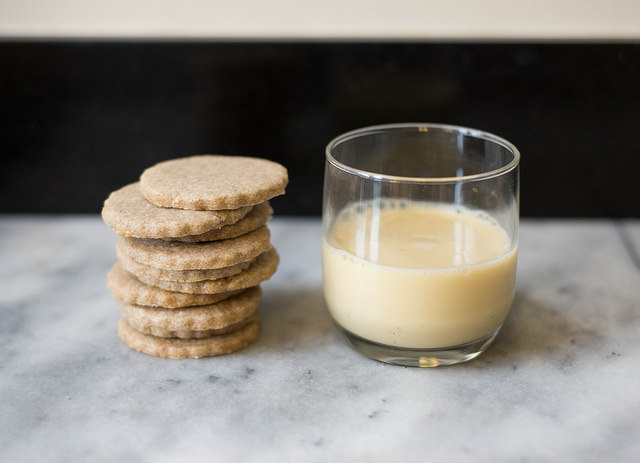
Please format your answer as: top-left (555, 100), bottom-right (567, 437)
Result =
top-left (139, 155), bottom-right (288, 211)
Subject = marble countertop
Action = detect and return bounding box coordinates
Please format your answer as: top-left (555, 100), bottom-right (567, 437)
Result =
top-left (1, 216), bottom-right (639, 462)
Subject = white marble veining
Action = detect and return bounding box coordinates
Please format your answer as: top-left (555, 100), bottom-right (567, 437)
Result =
top-left (1, 216), bottom-right (639, 462)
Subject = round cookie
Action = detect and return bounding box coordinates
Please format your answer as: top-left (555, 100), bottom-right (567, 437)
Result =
top-left (118, 318), bottom-right (260, 359)
top-left (137, 248), bottom-right (279, 294)
top-left (166, 201), bottom-right (273, 243)
top-left (118, 286), bottom-right (261, 338)
top-left (107, 263), bottom-right (242, 308)
top-left (117, 245), bottom-right (253, 282)
top-left (139, 155), bottom-right (288, 210)
top-left (123, 315), bottom-right (258, 340)
top-left (102, 183), bottom-right (253, 239)
top-left (117, 226), bottom-right (271, 271)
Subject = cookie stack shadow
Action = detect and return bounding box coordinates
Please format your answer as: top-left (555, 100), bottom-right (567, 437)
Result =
top-left (102, 155), bottom-right (288, 358)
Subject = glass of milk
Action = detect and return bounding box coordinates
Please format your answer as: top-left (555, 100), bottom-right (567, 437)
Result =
top-left (322, 123), bottom-right (520, 367)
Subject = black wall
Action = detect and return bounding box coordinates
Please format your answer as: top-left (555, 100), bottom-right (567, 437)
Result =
top-left (1, 42), bottom-right (639, 217)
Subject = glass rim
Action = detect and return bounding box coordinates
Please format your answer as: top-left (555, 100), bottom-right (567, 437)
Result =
top-left (325, 123), bottom-right (521, 184)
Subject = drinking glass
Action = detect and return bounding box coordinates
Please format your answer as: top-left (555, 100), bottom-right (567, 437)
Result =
top-left (322, 123), bottom-right (520, 367)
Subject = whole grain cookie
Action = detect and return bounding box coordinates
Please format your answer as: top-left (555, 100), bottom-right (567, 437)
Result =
top-left (102, 183), bottom-right (252, 239)
top-left (139, 155), bottom-right (288, 210)
top-left (117, 226), bottom-right (271, 271)
top-left (118, 286), bottom-right (261, 338)
top-left (117, 245), bottom-right (253, 282)
top-left (118, 317), bottom-right (260, 359)
top-left (107, 263), bottom-right (242, 308)
top-left (123, 315), bottom-right (258, 339)
top-left (165, 201), bottom-right (273, 242)
top-left (137, 248), bottom-right (279, 294)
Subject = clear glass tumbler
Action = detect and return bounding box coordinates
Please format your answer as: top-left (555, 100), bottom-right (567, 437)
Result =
top-left (322, 123), bottom-right (520, 367)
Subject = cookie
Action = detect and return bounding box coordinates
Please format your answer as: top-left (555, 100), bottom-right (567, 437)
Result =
top-left (137, 248), bottom-right (279, 294)
top-left (107, 263), bottom-right (242, 308)
top-left (117, 226), bottom-right (271, 271)
top-left (118, 317), bottom-right (260, 359)
top-left (118, 286), bottom-right (261, 338)
top-left (139, 155), bottom-right (288, 210)
top-left (102, 182), bottom-right (252, 239)
top-left (123, 315), bottom-right (258, 340)
top-left (117, 245), bottom-right (253, 282)
top-left (165, 201), bottom-right (273, 242)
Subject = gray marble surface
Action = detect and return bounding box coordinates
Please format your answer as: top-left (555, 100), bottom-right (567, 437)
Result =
top-left (1, 216), bottom-right (639, 462)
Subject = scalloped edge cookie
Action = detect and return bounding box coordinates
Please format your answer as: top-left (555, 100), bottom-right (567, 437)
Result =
top-left (118, 286), bottom-right (261, 336)
top-left (118, 318), bottom-right (260, 359)
top-left (102, 182), bottom-right (252, 238)
top-left (137, 248), bottom-right (279, 294)
top-left (107, 263), bottom-right (243, 308)
top-left (117, 226), bottom-right (271, 271)
top-left (139, 155), bottom-right (288, 210)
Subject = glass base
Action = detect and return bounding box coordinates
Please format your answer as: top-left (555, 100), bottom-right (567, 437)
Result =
top-left (339, 328), bottom-right (500, 367)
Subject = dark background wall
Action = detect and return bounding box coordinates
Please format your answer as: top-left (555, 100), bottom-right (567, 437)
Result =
top-left (1, 42), bottom-right (639, 217)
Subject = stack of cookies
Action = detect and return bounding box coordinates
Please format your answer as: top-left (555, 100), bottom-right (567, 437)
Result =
top-left (101, 155), bottom-right (288, 359)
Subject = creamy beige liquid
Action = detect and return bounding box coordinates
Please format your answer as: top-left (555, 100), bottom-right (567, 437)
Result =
top-left (322, 201), bottom-right (517, 348)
